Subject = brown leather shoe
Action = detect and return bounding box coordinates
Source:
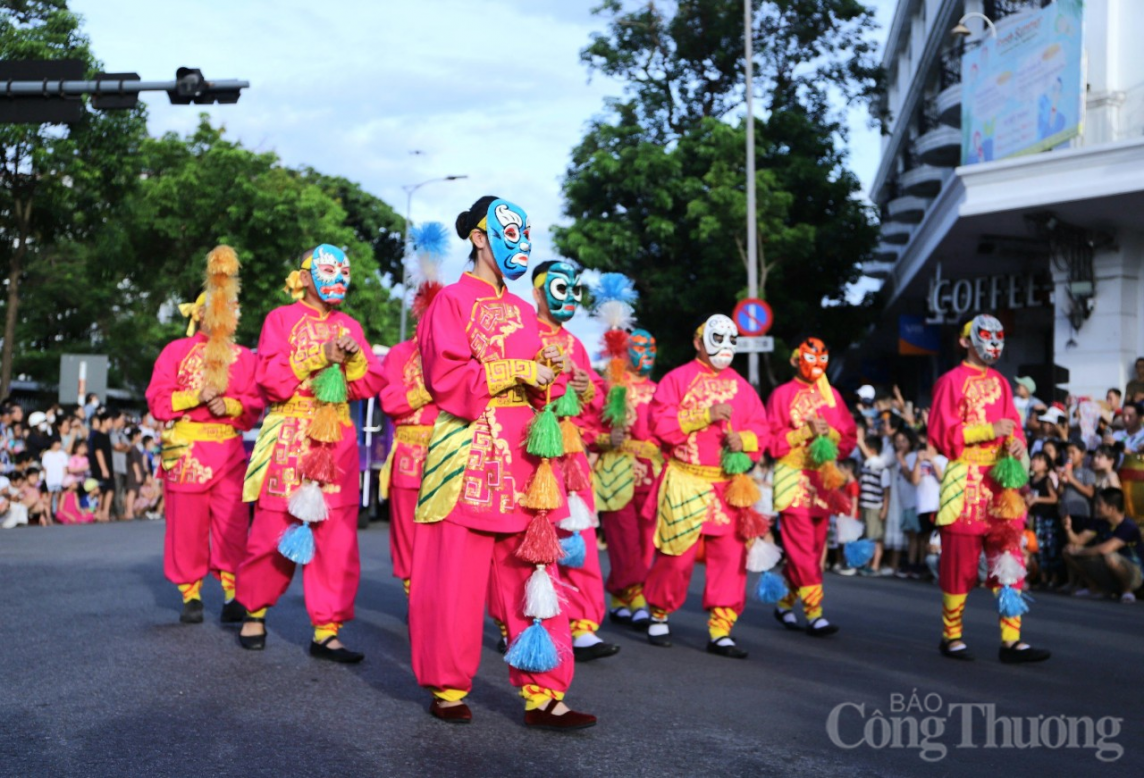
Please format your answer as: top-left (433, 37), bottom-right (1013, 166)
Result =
top-left (523, 699), bottom-right (597, 731)
top-left (429, 699), bottom-right (472, 724)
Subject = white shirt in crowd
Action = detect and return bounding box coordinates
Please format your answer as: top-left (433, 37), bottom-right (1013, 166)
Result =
top-left (41, 448), bottom-right (69, 491)
top-left (907, 451), bottom-right (949, 515)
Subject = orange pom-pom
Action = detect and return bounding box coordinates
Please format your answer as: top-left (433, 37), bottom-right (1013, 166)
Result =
top-left (309, 403), bottom-right (343, 443)
top-left (992, 488), bottom-right (1026, 519)
top-left (206, 245), bottom-right (240, 277)
top-left (560, 418), bottom-right (583, 454)
top-left (725, 472), bottom-right (761, 509)
top-left (563, 457), bottom-right (591, 494)
top-left (521, 459), bottom-right (562, 511)
top-left (516, 510), bottom-right (564, 565)
top-left (607, 358), bottom-right (626, 387)
top-left (736, 507), bottom-right (770, 541)
top-left (819, 461), bottom-right (845, 491)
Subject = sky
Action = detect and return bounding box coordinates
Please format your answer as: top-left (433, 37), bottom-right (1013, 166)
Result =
top-left (71, 0), bottom-right (898, 344)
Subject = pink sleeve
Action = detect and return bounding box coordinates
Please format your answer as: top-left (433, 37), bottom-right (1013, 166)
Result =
top-left (418, 293), bottom-right (496, 422)
top-left (766, 384), bottom-right (795, 459)
top-left (927, 372), bottom-right (963, 460)
top-left (650, 371), bottom-right (688, 447)
top-left (255, 309), bottom-right (305, 404)
top-left (228, 348), bottom-right (265, 431)
top-left (341, 316), bottom-right (386, 402)
top-left (736, 377), bottom-right (770, 463)
top-left (145, 341), bottom-right (189, 423)
top-left (379, 341), bottom-right (415, 417)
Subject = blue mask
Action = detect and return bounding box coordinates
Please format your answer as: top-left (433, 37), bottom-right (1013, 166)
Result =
top-left (628, 328), bottom-right (656, 376)
top-left (483, 199), bottom-right (531, 280)
top-left (308, 244), bottom-right (350, 305)
top-left (537, 262), bottom-right (583, 323)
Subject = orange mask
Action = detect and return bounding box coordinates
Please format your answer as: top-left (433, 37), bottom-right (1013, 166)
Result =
top-left (796, 338), bottom-right (829, 382)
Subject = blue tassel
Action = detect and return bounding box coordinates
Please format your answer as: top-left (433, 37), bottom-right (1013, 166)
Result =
top-left (997, 585), bottom-right (1032, 618)
top-left (409, 221), bottom-right (450, 258)
top-left (755, 571), bottom-right (789, 603)
top-left (558, 531), bottom-right (586, 569)
top-left (504, 619), bottom-right (561, 672)
top-left (591, 272), bottom-right (639, 304)
top-left (844, 539), bottom-right (876, 569)
top-left (278, 523), bottom-right (315, 565)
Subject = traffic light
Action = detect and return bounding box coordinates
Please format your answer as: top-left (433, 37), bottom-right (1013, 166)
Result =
top-left (167, 67), bottom-right (243, 105)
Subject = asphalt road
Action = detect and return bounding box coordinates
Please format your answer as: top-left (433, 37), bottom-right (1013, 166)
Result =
top-left (1, 520), bottom-right (1140, 778)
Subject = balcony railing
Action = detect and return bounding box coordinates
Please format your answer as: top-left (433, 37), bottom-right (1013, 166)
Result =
top-left (940, 45), bottom-right (962, 91)
top-left (985, 0), bottom-right (1052, 22)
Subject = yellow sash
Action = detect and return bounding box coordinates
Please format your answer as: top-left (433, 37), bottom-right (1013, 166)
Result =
top-left (242, 414), bottom-right (284, 503)
top-left (594, 450), bottom-right (636, 512)
top-left (414, 412), bottom-right (475, 524)
top-left (160, 420), bottom-right (238, 471)
top-left (653, 459), bottom-right (716, 556)
top-left (379, 425), bottom-right (432, 500)
top-left (935, 460), bottom-right (970, 527)
top-left (772, 461), bottom-right (801, 513)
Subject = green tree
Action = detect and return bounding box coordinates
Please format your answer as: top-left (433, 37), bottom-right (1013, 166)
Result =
top-left (558, 0), bottom-right (881, 379)
top-left (0, 0), bottom-right (148, 395)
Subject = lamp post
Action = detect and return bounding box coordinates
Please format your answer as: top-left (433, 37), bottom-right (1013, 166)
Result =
top-left (398, 175), bottom-right (468, 341)
top-left (744, 0), bottom-right (760, 389)
top-left (951, 12), bottom-right (997, 39)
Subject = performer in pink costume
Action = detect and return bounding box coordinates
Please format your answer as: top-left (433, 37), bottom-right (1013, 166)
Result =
top-left (642, 315), bottom-right (770, 658)
top-left (409, 195), bottom-right (596, 730)
top-left (146, 246), bottom-right (263, 625)
top-left (236, 244), bottom-right (385, 663)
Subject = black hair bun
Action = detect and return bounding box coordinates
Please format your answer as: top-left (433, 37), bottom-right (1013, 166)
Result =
top-left (454, 210), bottom-right (471, 239)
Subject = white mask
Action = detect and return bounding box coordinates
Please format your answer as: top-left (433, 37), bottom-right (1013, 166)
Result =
top-left (969, 314), bottom-right (1004, 365)
top-left (702, 314), bottom-right (738, 371)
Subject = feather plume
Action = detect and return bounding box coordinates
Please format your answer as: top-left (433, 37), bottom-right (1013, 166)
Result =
top-left (410, 221), bottom-right (450, 260)
top-left (411, 280), bottom-right (443, 320)
top-left (590, 272), bottom-right (639, 305)
top-left (593, 300), bottom-right (635, 332)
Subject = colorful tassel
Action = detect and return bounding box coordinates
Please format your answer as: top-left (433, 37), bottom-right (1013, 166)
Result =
top-left (844, 539), bottom-right (876, 569)
top-left (311, 365), bottom-right (348, 404)
top-left (602, 329), bottom-right (630, 359)
top-left (301, 445), bottom-right (338, 485)
top-left (309, 403), bottom-right (342, 443)
top-left (521, 460), bottom-right (562, 511)
top-left (278, 523), bottom-right (315, 564)
top-left (287, 481), bottom-right (328, 523)
top-left (721, 448), bottom-right (754, 476)
top-left (808, 435), bottom-right (838, 466)
top-left (997, 585), bottom-right (1032, 618)
top-left (523, 565), bottom-right (561, 619)
top-left (563, 457), bottom-right (590, 494)
top-left (993, 488), bottom-right (1026, 519)
top-left (819, 460), bottom-right (845, 491)
top-left (558, 531), bottom-right (586, 568)
top-left (526, 408), bottom-right (564, 459)
top-left (991, 551), bottom-right (1026, 586)
top-left (603, 384), bottom-right (628, 427)
top-left (746, 539), bottom-right (783, 573)
top-left (560, 418), bottom-right (584, 455)
top-left (726, 473), bottom-right (761, 509)
top-left (592, 273), bottom-right (639, 308)
top-left (504, 618), bottom-right (561, 672)
top-left (736, 507), bottom-right (769, 542)
top-left (552, 389), bottom-right (582, 419)
top-left (755, 571), bottom-right (789, 603)
top-left (990, 454), bottom-right (1029, 490)
top-left (835, 515), bottom-right (865, 545)
top-left (559, 492), bottom-right (595, 532)
top-left (516, 511), bottom-right (564, 566)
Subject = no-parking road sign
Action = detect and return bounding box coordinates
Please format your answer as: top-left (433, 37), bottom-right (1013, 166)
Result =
top-left (732, 298), bottom-right (773, 337)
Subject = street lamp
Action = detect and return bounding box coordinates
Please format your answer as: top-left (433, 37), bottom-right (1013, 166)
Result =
top-left (951, 12), bottom-right (997, 39)
top-left (398, 174), bottom-right (468, 341)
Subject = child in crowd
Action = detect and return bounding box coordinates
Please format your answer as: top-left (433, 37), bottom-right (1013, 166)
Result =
top-left (21, 468), bottom-right (49, 526)
top-left (1026, 451), bottom-right (1060, 588)
top-left (924, 530), bottom-right (941, 583)
top-left (55, 475), bottom-right (95, 524)
top-left (908, 441), bottom-right (947, 580)
top-left (134, 472), bottom-right (163, 520)
top-left (41, 437), bottom-right (69, 516)
top-left (68, 441), bottom-right (91, 480)
top-left (858, 435), bottom-right (890, 576)
top-left (831, 458), bottom-right (860, 576)
top-left (1092, 445), bottom-right (1121, 490)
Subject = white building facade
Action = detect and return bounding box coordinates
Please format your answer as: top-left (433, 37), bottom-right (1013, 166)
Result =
top-left (863, 0), bottom-right (1144, 403)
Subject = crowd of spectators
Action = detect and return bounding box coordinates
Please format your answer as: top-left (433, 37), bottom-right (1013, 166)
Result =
top-left (0, 394), bottom-right (163, 530)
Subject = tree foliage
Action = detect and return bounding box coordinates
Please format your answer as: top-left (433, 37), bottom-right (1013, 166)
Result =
top-left (559, 0), bottom-right (882, 378)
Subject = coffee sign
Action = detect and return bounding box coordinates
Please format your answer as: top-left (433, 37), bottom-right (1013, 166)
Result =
top-left (926, 262), bottom-right (1050, 322)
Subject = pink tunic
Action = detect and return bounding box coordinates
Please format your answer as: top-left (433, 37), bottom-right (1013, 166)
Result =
top-left (252, 301), bottom-right (385, 510)
top-left (649, 359), bottom-right (770, 536)
top-left (145, 333), bottom-right (263, 493)
top-left (624, 375), bottom-right (661, 491)
top-left (418, 272), bottom-right (567, 533)
top-left (378, 338), bottom-right (439, 490)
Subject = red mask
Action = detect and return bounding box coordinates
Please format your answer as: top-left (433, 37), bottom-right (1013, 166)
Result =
top-left (796, 338), bottom-right (829, 382)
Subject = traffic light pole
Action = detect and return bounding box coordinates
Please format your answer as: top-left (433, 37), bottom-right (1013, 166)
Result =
top-left (0, 78), bottom-right (249, 97)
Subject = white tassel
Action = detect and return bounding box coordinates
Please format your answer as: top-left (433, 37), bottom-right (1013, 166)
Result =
top-left (287, 481), bottom-right (328, 523)
top-left (595, 300), bottom-right (635, 331)
top-left (746, 539), bottom-right (783, 573)
top-left (559, 492), bottom-right (595, 531)
top-left (523, 564), bottom-right (561, 619)
top-left (991, 551), bottom-right (1026, 586)
top-left (835, 515), bottom-right (865, 545)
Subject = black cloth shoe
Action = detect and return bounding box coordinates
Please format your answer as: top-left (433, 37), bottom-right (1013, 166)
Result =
top-left (773, 608), bottom-right (802, 631)
top-left (573, 641), bottom-right (621, 661)
top-left (523, 699), bottom-right (597, 731)
top-left (220, 599), bottom-right (246, 624)
top-left (608, 607), bottom-right (632, 625)
top-left (180, 599), bottom-right (204, 624)
top-left (629, 608), bottom-right (651, 630)
top-left (429, 699), bottom-right (472, 724)
top-left (646, 625), bottom-right (672, 647)
top-left (496, 636), bottom-right (507, 654)
top-left (706, 639), bottom-right (748, 659)
top-left (310, 636), bottom-right (364, 664)
top-left (999, 643), bottom-right (1051, 664)
top-left (805, 618), bottom-right (839, 637)
top-left (238, 617), bottom-right (266, 651)
top-left (939, 639), bottom-right (974, 661)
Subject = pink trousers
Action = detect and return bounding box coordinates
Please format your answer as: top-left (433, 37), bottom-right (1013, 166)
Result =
top-left (409, 520), bottom-right (574, 695)
top-left (601, 491), bottom-right (655, 597)
top-left (557, 526), bottom-right (606, 630)
top-left (236, 503), bottom-right (360, 625)
top-left (163, 468), bottom-right (248, 586)
top-left (780, 511), bottom-right (828, 589)
top-left (644, 530), bottom-right (747, 615)
top-left (388, 486), bottom-right (417, 581)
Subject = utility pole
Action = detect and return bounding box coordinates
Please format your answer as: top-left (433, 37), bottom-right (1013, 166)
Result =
top-left (745, 0), bottom-right (760, 389)
top-left (398, 175), bottom-right (468, 342)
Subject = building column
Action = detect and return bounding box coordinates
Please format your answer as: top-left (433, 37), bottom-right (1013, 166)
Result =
top-left (1052, 230), bottom-right (1144, 400)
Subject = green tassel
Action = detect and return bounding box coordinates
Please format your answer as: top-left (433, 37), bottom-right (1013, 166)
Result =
top-left (311, 365), bottom-right (347, 404)
top-left (603, 385), bottom-right (628, 427)
top-left (526, 407), bottom-right (565, 459)
top-left (808, 434), bottom-right (838, 467)
top-left (721, 448), bottom-right (754, 476)
top-left (551, 389), bottom-right (582, 419)
top-left (990, 455), bottom-right (1029, 489)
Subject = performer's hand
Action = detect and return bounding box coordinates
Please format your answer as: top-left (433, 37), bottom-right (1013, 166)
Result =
top-left (610, 427), bottom-right (625, 448)
top-left (198, 386), bottom-right (219, 404)
top-left (323, 339), bottom-right (347, 365)
top-left (1007, 436), bottom-right (1026, 459)
top-left (206, 397), bottom-right (228, 417)
top-left (533, 363), bottom-right (556, 387)
top-left (992, 418), bottom-right (1016, 439)
top-left (337, 335), bottom-right (360, 356)
top-left (538, 345), bottom-right (569, 374)
top-left (725, 430), bottom-right (744, 452)
top-left (570, 368), bottom-right (591, 396)
top-left (810, 416), bottom-right (830, 437)
top-left (709, 403), bottom-right (733, 423)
